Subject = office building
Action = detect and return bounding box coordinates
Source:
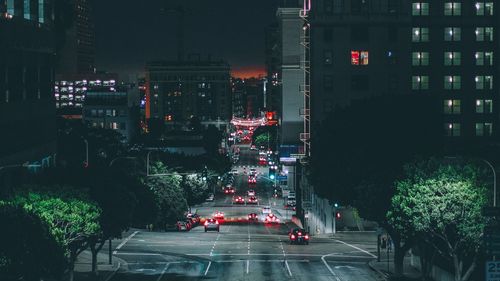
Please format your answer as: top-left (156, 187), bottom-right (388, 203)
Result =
top-left (232, 77), bottom-right (265, 118)
top-left (83, 89), bottom-right (138, 142)
top-left (0, 0), bottom-right (56, 170)
top-left (56, 0), bottom-right (95, 75)
top-left (145, 57), bottom-right (232, 131)
top-left (310, 0), bottom-right (499, 140)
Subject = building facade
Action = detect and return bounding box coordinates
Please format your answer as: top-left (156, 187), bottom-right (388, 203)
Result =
top-left (0, 0), bottom-right (56, 170)
top-left (232, 77), bottom-right (265, 118)
top-left (54, 73), bottom-right (118, 118)
top-left (310, 0), bottom-right (499, 140)
top-left (145, 58), bottom-right (232, 131)
top-left (83, 90), bottom-right (137, 142)
top-left (275, 7), bottom-right (306, 152)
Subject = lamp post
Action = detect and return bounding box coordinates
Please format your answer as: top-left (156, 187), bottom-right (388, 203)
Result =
top-left (480, 159), bottom-right (497, 207)
top-left (146, 151), bottom-right (152, 176)
top-left (83, 139), bottom-right (89, 167)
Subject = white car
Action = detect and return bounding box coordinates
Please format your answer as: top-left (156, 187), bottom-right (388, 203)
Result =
top-left (247, 190), bottom-right (256, 196)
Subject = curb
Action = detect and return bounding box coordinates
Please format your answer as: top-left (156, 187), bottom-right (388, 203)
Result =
top-left (103, 262), bottom-right (121, 281)
top-left (368, 260), bottom-right (390, 280)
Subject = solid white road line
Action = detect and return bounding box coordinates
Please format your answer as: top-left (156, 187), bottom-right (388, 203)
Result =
top-left (246, 260), bottom-right (249, 274)
top-left (204, 261), bottom-right (212, 276)
top-left (285, 260), bottom-right (293, 277)
top-left (155, 262), bottom-right (170, 281)
top-left (113, 231), bottom-right (139, 254)
top-left (321, 254), bottom-right (342, 281)
top-left (334, 240), bottom-right (377, 258)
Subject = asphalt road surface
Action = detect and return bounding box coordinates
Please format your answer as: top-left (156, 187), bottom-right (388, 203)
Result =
top-left (111, 145), bottom-right (383, 281)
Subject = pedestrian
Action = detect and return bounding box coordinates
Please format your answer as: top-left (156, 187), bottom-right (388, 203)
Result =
top-left (381, 236), bottom-right (387, 249)
top-left (387, 236), bottom-right (393, 252)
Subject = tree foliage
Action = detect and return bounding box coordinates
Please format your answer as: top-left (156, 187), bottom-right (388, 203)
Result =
top-left (183, 174), bottom-right (209, 206)
top-left (0, 203), bottom-right (66, 281)
top-left (145, 162), bottom-right (188, 226)
top-left (388, 159), bottom-right (488, 281)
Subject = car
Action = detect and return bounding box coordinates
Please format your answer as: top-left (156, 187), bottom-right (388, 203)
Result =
top-left (264, 213), bottom-right (280, 224)
top-left (247, 196), bottom-right (258, 204)
top-left (248, 176), bottom-right (257, 184)
top-left (214, 211), bottom-right (225, 220)
top-left (224, 186), bottom-right (236, 194)
top-left (262, 206), bottom-right (271, 215)
top-left (204, 218), bottom-right (220, 232)
top-left (248, 213), bottom-right (258, 221)
top-left (187, 213), bottom-right (200, 225)
top-left (249, 168), bottom-right (257, 175)
top-left (234, 196), bottom-right (245, 204)
top-left (289, 228), bottom-right (310, 245)
top-left (247, 190), bottom-right (256, 196)
top-left (231, 169), bottom-right (239, 175)
top-left (250, 145), bottom-right (257, 150)
top-left (176, 221), bottom-right (189, 231)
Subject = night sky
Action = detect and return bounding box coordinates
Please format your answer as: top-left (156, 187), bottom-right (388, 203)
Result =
top-left (95, 0), bottom-right (280, 80)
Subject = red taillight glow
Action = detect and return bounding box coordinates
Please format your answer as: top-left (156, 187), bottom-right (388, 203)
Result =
top-left (291, 234), bottom-right (296, 239)
top-left (298, 232), bottom-right (302, 236)
top-left (305, 235), bottom-right (309, 240)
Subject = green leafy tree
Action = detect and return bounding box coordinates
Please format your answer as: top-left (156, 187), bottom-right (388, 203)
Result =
top-left (145, 162), bottom-right (188, 227)
top-left (388, 159), bottom-right (488, 281)
top-left (183, 174), bottom-right (209, 207)
top-left (0, 203), bottom-right (66, 281)
top-left (14, 192), bottom-right (101, 281)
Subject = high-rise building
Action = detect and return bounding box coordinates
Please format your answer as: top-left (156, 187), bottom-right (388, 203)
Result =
top-left (276, 7), bottom-right (305, 151)
top-left (56, 0), bottom-right (95, 75)
top-left (232, 77), bottom-right (265, 118)
top-left (0, 0), bottom-right (57, 169)
top-left (145, 57), bottom-right (232, 131)
top-left (310, 0), bottom-right (499, 140)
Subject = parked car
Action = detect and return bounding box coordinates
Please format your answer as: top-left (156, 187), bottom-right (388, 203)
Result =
top-left (176, 221), bottom-right (189, 231)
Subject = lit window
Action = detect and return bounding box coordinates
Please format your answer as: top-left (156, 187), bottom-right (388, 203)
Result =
top-left (351, 51), bottom-right (369, 65)
top-left (444, 27), bottom-right (461, 41)
top-left (412, 52), bottom-right (429, 66)
top-left (443, 99), bottom-right (461, 114)
top-left (444, 2), bottom-right (461, 16)
top-left (412, 76), bottom-right (429, 90)
top-left (412, 27), bottom-right (429, 42)
top-left (476, 99), bottom-right (493, 113)
top-left (476, 123), bottom-right (493, 136)
top-left (444, 52), bottom-right (461, 66)
top-left (475, 51), bottom-right (494, 66)
top-left (475, 75), bottom-right (493, 90)
top-left (476, 27), bottom-right (494, 41)
top-left (475, 2), bottom-right (494, 16)
top-left (412, 2), bottom-right (429, 16)
top-left (444, 123), bottom-right (461, 136)
top-left (444, 76), bottom-right (461, 90)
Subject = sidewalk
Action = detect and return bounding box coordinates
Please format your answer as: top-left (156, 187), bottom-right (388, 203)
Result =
top-left (368, 253), bottom-right (422, 281)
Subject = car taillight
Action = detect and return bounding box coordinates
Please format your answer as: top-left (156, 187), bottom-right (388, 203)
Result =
top-left (305, 235), bottom-right (309, 240)
top-left (291, 234), bottom-right (296, 239)
top-left (204, 221), bottom-right (208, 226)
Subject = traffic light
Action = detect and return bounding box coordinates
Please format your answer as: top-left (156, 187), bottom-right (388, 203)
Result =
top-left (335, 212), bottom-right (341, 220)
top-left (202, 166), bottom-right (208, 181)
top-left (269, 167), bottom-right (276, 180)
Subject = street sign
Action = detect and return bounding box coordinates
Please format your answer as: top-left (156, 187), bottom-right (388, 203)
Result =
top-left (483, 207), bottom-right (500, 217)
top-left (277, 175), bottom-right (287, 180)
top-left (486, 261), bottom-right (500, 281)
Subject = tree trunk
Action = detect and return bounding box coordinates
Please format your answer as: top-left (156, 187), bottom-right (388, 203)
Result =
top-left (90, 239), bottom-right (106, 276)
top-left (394, 244), bottom-right (405, 277)
top-left (68, 251), bottom-right (76, 281)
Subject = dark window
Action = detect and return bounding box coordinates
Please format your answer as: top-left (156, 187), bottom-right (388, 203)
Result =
top-left (351, 26), bottom-right (369, 43)
top-left (325, 0), bottom-right (333, 14)
top-left (323, 28), bottom-right (333, 42)
top-left (351, 75), bottom-right (369, 91)
top-left (388, 27), bottom-right (398, 42)
top-left (387, 50), bottom-right (397, 65)
top-left (324, 75), bottom-right (333, 89)
top-left (351, 0), bottom-right (362, 14)
top-left (388, 0), bottom-right (399, 14)
top-left (333, 0), bottom-right (344, 13)
top-left (0, 66), bottom-right (5, 104)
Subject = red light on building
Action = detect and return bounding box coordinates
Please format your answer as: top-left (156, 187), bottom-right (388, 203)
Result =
top-left (266, 111), bottom-right (274, 120)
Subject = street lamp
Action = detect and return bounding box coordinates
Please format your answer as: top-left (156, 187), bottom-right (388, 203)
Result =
top-left (481, 159), bottom-right (497, 207)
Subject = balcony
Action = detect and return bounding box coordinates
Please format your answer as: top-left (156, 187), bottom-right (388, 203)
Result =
top-left (299, 108), bottom-right (310, 117)
top-left (300, 133), bottom-right (310, 142)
